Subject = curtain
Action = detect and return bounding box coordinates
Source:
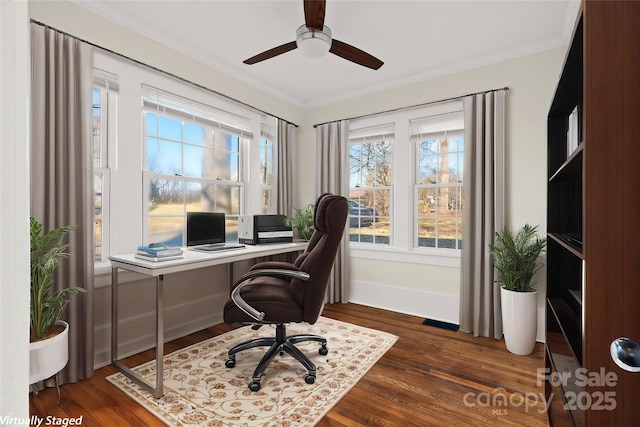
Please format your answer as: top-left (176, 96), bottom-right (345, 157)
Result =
top-left (459, 90), bottom-right (506, 339)
top-left (30, 23), bottom-right (95, 383)
top-left (316, 121), bottom-right (350, 303)
top-left (277, 119), bottom-right (296, 217)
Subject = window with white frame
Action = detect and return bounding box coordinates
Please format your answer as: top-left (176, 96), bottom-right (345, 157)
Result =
top-left (142, 87), bottom-right (250, 245)
top-left (259, 127), bottom-right (275, 214)
top-left (411, 111), bottom-right (464, 250)
top-left (91, 51), bottom-right (278, 262)
top-left (92, 69), bottom-right (118, 262)
top-left (348, 124), bottom-right (393, 245)
top-left (347, 100), bottom-right (464, 263)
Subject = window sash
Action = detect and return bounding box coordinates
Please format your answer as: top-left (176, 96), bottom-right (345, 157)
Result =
top-left (141, 85), bottom-right (253, 139)
top-left (94, 169), bottom-right (109, 262)
top-left (413, 129), bottom-right (464, 250)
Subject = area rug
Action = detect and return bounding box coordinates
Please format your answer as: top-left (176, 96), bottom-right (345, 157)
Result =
top-left (107, 317), bottom-right (398, 427)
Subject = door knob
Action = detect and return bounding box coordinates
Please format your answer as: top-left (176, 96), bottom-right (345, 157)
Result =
top-left (610, 337), bottom-right (640, 372)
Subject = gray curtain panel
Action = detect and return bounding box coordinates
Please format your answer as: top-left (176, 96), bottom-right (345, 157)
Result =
top-left (277, 119), bottom-right (297, 217)
top-left (459, 90), bottom-right (506, 339)
top-left (315, 121), bottom-right (350, 303)
top-left (30, 23), bottom-right (95, 383)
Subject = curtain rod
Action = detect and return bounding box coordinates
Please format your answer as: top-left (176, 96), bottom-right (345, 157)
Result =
top-left (30, 20), bottom-right (299, 128)
top-left (313, 86), bottom-right (509, 128)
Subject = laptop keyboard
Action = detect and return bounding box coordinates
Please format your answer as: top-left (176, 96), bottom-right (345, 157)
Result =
top-left (191, 243), bottom-right (245, 252)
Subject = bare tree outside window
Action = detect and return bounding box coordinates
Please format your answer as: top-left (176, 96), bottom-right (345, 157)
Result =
top-left (416, 133), bottom-right (464, 249)
top-left (143, 103), bottom-right (245, 245)
top-left (349, 137), bottom-right (392, 244)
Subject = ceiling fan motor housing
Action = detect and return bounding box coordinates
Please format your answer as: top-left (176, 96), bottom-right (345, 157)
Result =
top-left (296, 25), bottom-right (332, 58)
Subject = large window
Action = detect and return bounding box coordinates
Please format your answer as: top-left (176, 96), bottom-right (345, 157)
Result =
top-left (91, 51), bottom-right (277, 265)
top-left (349, 125), bottom-right (393, 244)
top-left (92, 69), bottom-right (118, 262)
top-left (142, 89), bottom-right (248, 245)
top-left (412, 111), bottom-right (464, 249)
top-left (348, 101), bottom-right (464, 263)
top-left (259, 128), bottom-right (275, 214)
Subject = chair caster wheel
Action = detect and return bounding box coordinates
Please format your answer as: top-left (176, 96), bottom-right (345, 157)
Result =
top-left (304, 374), bottom-right (316, 385)
top-left (225, 359), bottom-right (235, 368)
top-left (319, 346), bottom-right (329, 356)
top-left (248, 381), bottom-right (261, 392)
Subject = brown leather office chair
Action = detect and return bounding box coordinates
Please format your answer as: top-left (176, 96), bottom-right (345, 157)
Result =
top-left (223, 194), bottom-right (348, 391)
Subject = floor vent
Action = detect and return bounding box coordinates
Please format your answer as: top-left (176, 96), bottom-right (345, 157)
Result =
top-left (422, 319), bottom-right (459, 331)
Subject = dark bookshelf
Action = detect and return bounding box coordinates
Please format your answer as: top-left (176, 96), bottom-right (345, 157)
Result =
top-left (545, 2), bottom-right (640, 426)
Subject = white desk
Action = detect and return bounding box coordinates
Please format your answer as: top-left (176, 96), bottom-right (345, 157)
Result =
top-left (109, 241), bottom-right (307, 398)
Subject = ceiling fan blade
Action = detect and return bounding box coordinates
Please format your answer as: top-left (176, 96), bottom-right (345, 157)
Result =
top-left (329, 39), bottom-right (384, 70)
top-left (243, 41), bottom-right (298, 65)
top-left (304, 0), bottom-right (326, 30)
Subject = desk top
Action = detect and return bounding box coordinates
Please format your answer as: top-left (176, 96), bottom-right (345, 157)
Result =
top-left (109, 241), bottom-right (307, 276)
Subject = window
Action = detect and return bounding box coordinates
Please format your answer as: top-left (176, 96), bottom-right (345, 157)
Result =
top-left (347, 100), bottom-right (464, 264)
top-left (142, 88), bottom-right (250, 245)
top-left (412, 111), bottom-right (464, 249)
top-left (259, 128), bottom-right (275, 214)
top-left (92, 51), bottom-right (278, 263)
top-left (92, 69), bottom-right (118, 262)
top-left (349, 125), bottom-right (393, 245)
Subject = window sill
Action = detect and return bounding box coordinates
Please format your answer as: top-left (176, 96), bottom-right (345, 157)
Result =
top-left (349, 244), bottom-right (461, 267)
top-left (94, 261), bottom-right (112, 276)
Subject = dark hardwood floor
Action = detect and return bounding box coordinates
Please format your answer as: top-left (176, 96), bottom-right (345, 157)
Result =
top-left (30, 303), bottom-right (549, 426)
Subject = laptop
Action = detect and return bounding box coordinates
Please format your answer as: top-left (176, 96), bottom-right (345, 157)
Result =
top-left (186, 212), bottom-right (245, 253)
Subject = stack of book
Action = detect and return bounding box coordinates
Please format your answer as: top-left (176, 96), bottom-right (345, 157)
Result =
top-left (135, 244), bottom-right (183, 262)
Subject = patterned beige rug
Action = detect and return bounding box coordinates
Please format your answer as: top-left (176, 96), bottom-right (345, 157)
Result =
top-left (107, 317), bottom-right (398, 426)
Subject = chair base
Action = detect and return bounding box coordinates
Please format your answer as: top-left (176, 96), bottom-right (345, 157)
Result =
top-left (225, 323), bottom-right (328, 391)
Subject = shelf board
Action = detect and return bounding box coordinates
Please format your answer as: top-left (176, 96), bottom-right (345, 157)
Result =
top-left (568, 289), bottom-right (582, 305)
top-left (549, 143), bottom-right (583, 181)
top-left (547, 297), bottom-right (582, 364)
top-left (548, 233), bottom-right (584, 258)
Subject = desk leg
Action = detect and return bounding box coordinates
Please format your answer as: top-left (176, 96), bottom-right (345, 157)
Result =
top-left (111, 267), bottom-right (165, 399)
top-left (155, 274), bottom-right (164, 399)
top-left (111, 267), bottom-right (119, 363)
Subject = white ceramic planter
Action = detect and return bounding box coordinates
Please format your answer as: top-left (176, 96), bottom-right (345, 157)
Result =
top-left (29, 320), bottom-right (69, 384)
top-left (500, 288), bottom-right (537, 355)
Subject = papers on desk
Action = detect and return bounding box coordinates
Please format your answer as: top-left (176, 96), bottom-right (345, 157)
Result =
top-left (136, 244), bottom-right (184, 262)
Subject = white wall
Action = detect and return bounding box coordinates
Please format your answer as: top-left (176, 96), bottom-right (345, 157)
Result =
top-left (28, 0), bottom-right (303, 127)
top-left (300, 48), bottom-right (566, 338)
top-left (0, 0), bottom-right (31, 419)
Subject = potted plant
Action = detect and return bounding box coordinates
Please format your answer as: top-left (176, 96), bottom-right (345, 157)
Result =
top-left (489, 224), bottom-right (546, 355)
top-left (283, 204), bottom-right (314, 240)
top-left (30, 216), bottom-right (85, 386)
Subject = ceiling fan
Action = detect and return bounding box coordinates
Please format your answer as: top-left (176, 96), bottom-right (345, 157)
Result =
top-left (243, 0), bottom-right (384, 70)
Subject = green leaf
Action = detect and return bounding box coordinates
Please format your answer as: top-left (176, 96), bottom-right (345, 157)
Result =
top-left (30, 217), bottom-right (86, 340)
top-left (488, 224), bottom-right (546, 292)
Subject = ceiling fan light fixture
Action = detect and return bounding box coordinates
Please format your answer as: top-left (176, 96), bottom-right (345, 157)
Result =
top-left (296, 25), bottom-right (332, 59)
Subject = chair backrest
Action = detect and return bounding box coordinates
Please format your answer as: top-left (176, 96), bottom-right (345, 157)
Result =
top-left (292, 193), bottom-right (330, 268)
top-left (289, 194), bottom-right (348, 323)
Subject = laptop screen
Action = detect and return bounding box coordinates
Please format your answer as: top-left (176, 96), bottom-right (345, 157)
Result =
top-left (186, 212), bottom-right (226, 246)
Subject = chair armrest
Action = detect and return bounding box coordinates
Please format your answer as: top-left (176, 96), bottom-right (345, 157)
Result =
top-left (248, 261), bottom-right (299, 271)
top-left (230, 269), bottom-right (310, 321)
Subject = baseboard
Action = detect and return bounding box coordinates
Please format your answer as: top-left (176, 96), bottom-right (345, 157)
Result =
top-left (348, 280), bottom-right (460, 324)
top-left (349, 280), bottom-right (546, 343)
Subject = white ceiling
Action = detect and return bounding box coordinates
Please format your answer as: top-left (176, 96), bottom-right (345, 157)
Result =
top-left (75, 0), bottom-right (580, 109)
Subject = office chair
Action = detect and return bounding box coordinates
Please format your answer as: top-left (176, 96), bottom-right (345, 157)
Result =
top-left (223, 194), bottom-right (348, 391)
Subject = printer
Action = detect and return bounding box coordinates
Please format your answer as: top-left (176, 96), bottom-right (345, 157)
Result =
top-left (238, 214), bottom-right (293, 245)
